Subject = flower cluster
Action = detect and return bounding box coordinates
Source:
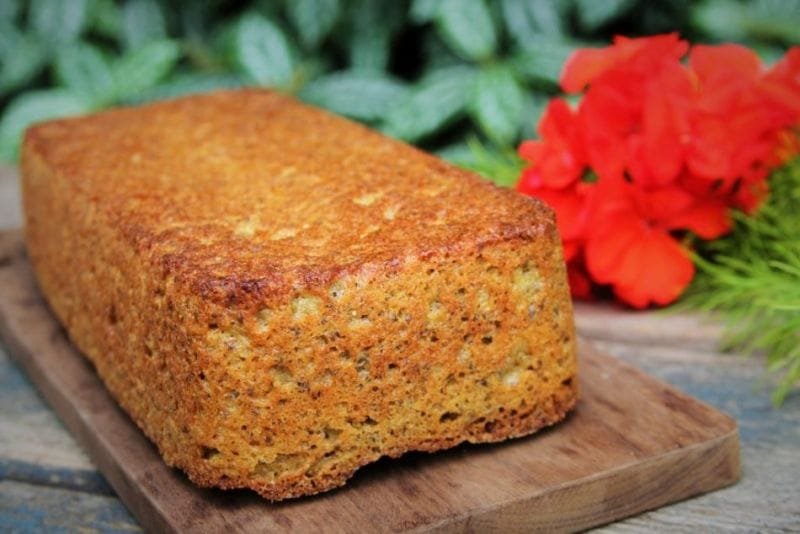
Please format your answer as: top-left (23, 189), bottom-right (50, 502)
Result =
top-left (517, 34), bottom-right (800, 308)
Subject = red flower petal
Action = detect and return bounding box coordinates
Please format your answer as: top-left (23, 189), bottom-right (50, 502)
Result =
top-left (567, 259), bottom-right (593, 299)
top-left (584, 211), bottom-right (640, 283)
top-left (561, 47), bottom-right (620, 93)
top-left (517, 100), bottom-right (585, 189)
top-left (690, 44), bottom-right (762, 83)
top-left (641, 62), bottom-right (692, 186)
top-left (763, 47), bottom-right (800, 118)
top-left (518, 140), bottom-right (544, 162)
top-left (733, 178), bottom-right (769, 214)
top-left (686, 115), bottom-right (734, 180)
top-left (563, 240), bottom-right (581, 262)
top-left (666, 198), bottom-right (731, 239)
top-left (611, 230), bottom-right (695, 308)
top-left (579, 85), bottom-right (637, 182)
top-left (537, 99), bottom-right (580, 143)
top-left (561, 33), bottom-right (688, 93)
top-left (587, 221), bottom-right (695, 309)
top-left (517, 182), bottom-right (592, 241)
top-left (582, 177), bottom-right (696, 308)
top-left (613, 33), bottom-right (688, 69)
top-left (637, 186), bottom-right (694, 223)
top-left (536, 148), bottom-right (584, 188)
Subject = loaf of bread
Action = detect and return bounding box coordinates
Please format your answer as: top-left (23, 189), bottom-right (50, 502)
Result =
top-left (22, 89), bottom-right (578, 500)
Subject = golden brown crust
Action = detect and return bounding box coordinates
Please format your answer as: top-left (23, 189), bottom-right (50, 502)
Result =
top-left (22, 89), bottom-right (578, 501)
top-left (23, 89), bottom-right (552, 305)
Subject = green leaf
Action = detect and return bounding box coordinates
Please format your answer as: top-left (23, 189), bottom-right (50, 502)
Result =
top-left (460, 137), bottom-right (524, 187)
top-left (233, 12), bottom-right (295, 88)
top-left (128, 73), bottom-right (247, 104)
top-left (436, 141), bottom-right (476, 167)
top-left (691, 0), bottom-right (747, 41)
top-left (469, 65), bottom-right (525, 145)
top-left (344, 0), bottom-right (403, 72)
top-left (349, 0), bottom-right (405, 33)
top-left (746, 0), bottom-right (800, 42)
top-left (501, 0), bottom-right (564, 50)
top-left (383, 66), bottom-right (477, 142)
top-left (753, 44), bottom-right (786, 66)
top-left (300, 71), bottom-right (408, 122)
top-left (349, 30), bottom-right (390, 71)
top-left (437, 137), bottom-right (525, 187)
top-left (121, 0), bottom-right (167, 49)
top-left (0, 89), bottom-right (92, 162)
top-left (693, 0), bottom-right (800, 44)
top-left (519, 92), bottom-right (548, 139)
top-left (423, 33), bottom-right (464, 70)
top-left (88, 0), bottom-right (122, 39)
top-left (0, 0), bottom-right (20, 21)
top-left (54, 42), bottom-right (115, 106)
top-left (574, 0), bottom-right (633, 31)
top-left (292, 56), bottom-right (333, 89)
top-left (287, 0), bottom-right (340, 49)
top-left (512, 40), bottom-right (576, 85)
top-left (410, 0), bottom-right (440, 23)
top-left (0, 24), bottom-right (47, 94)
top-left (28, 0), bottom-right (89, 46)
top-left (435, 0), bottom-right (497, 61)
top-left (112, 39), bottom-right (182, 102)
top-left (0, 21), bottom-right (15, 54)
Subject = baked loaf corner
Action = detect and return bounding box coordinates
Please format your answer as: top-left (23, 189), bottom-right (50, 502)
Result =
top-left (22, 89), bottom-right (578, 500)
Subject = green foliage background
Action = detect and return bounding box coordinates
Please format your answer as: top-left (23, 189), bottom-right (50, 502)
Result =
top-left (684, 156), bottom-right (800, 406)
top-left (1, 0), bottom-right (799, 163)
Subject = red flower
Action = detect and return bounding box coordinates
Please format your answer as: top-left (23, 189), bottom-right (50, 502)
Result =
top-left (518, 99), bottom-right (584, 189)
top-left (517, 35), bottom-right (800, 308)
top-left (764, 47), bottom-right (800, 118)
top-left (565, 35), bottom-right (694, 186)
top-left (516, 177), bottom-right (593, 262)
top-left (576, 74), bottom-right (639, 182)
top-left (566, 256), bottom-right (593, 300)
top-left (584, 181), bottom-right (729, 308)
top-left (561, 33), bottom-right (688, 93)
top-left (631, 60), bottom-right (693, 187)
top-left (686, 45), bottom-right (800, 202)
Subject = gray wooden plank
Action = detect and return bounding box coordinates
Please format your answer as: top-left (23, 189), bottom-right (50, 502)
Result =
top-left (0, 165), bottom-right (21, 230)
top-left (0, 480), bottom-right (140, 533)
top-left (600, 446), bottom-right (800, 533)
top-left (0, 338), bottom-right (111, 494)
top-left (574, 301), bottom-right (723, 351)
top-left (0, 166), bottom-right (101, 487)
top-left (0, 458), bottom-right (110, 495)
top-left (589, 340), bottom-right (800, 447)
top-left (595, 339), bottom-right (800, 533)
top-left (0, 345), bottom-right (97, 473)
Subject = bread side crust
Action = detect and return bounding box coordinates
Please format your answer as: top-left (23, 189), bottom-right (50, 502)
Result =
top-left (22, 90), bottom-right (578, 501)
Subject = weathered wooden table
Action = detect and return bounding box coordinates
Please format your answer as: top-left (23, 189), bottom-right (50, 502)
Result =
top-left (1, 166), bottom-right (798, 532)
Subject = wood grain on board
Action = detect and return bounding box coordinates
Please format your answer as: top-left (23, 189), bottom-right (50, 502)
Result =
top-left (0, 230), bottom-right (740, 533)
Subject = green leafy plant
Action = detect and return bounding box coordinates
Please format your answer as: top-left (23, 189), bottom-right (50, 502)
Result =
top-left (684, 155), bottom-right (800, 405)
top-left (5, 0), bottom-right (795, 163)
top-left (441, 137), bottom-right (524, 188)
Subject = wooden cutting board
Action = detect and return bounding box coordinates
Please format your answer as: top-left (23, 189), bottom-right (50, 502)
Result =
top-left (0, 230), bottom-right (739, 533)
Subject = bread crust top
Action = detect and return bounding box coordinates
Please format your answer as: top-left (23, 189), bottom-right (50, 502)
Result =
top-left (24, 89), bottom-right (554, 305)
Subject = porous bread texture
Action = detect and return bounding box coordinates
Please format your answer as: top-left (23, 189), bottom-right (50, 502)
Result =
top-left (21, 89), bottom-right (578, 500)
